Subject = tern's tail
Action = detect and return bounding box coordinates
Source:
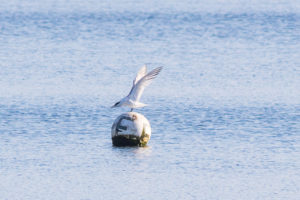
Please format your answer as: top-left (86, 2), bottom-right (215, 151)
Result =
top-left (133, 102), bottom-right (147, 108)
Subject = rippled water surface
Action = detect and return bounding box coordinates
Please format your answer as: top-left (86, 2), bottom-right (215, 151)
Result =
top-left (1, 1), bottom-right (300, 199)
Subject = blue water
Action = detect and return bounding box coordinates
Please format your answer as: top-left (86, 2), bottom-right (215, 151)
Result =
top-left (1, 1), bottom-right (300, 199)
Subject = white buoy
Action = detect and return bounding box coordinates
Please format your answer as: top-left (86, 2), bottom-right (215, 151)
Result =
top-left (111, 112), bottom-right (151, 146)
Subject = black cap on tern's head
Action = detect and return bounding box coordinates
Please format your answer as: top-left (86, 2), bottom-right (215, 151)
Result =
top-left (111, 101), bottom-right (120, 108)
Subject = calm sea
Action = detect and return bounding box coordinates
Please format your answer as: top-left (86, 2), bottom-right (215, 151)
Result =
top-left (0, 1), bottom-right (299, 199)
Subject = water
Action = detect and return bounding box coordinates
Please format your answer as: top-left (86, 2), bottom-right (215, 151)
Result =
top-left (1, 1), bottom-right (300, 199)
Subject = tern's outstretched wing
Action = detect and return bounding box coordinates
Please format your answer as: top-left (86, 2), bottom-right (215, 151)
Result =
top-left (128, 66), bottom-right (163, 102)
top-left (133, 65), bottom-right (147, 85)
top-left (127, 65), bottom-right (147, 97)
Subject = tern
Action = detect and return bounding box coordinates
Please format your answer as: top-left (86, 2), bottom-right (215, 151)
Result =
top-left (111, 65), bottom-right (163, 112)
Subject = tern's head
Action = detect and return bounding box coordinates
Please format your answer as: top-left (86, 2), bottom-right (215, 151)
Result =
top-left (111, 101), bottom-right (121, 108)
